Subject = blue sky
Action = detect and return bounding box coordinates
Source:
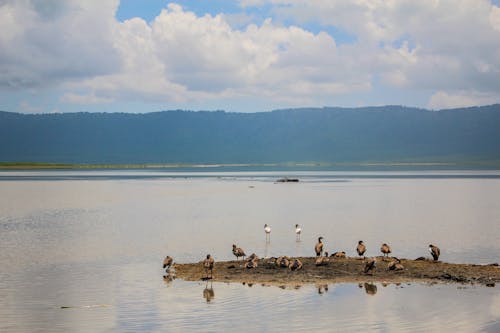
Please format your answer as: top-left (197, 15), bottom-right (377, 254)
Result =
top-left (1, 0), bottom-right (500, 113)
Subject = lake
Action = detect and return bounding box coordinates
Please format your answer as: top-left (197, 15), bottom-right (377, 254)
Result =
top-left (0, 169), bottom-right (499, 332)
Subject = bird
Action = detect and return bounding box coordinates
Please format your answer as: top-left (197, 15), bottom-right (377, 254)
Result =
top-left (276, 256), bottom-right (290, 268)
top-left (289, 258), bottom-right (303, 271)
top-left (295, 224), bottom-right (302, 241)
top-left (380, 243), bottom-right (391, 259)
top-left (356, 240), bottom-right (366, 259)
top-left (264, 224), bottom-right (271, 242)
top-left (246, 253), bottom-right (259, 262)
top-left (315, 252), bottom-right (329, 266)
top-left (245, 258), bottom-right (258, 269)
top-left (163, 255), bottom-right (173, 271)
top-left (232, 244), bottom-right (246, 261)
top-left (388, 257), bottom-right (404, 271)
top-left (203, 254), bottom-right (214, 279)
top-left (364, 257), bottom-right (376, 274)
top-left (429, 244), bottom-right (440, 261)
top-left (315, 237), bottom-right (324, 256)
top-left (331, 251), bottom-right (346, 258)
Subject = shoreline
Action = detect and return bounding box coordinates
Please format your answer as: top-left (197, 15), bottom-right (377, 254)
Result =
top-left (2, 161), bottom-right (500, 170)
top-left (171, 256), bottom-right (499, 287)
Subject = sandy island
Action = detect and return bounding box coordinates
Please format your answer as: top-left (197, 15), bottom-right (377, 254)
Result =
top-left (170, 256), bottom-right (499, 287)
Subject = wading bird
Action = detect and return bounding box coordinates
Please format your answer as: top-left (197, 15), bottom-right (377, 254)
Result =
top-left (203, 254), bottom-right (214, 279)
top-left (315, 237), bottom-right (324, 256)
top-left (264, 224), bottom-right (271, 242)
top-left (429, 244), bottom-right (440, 261)
top-left (380, 243), bottom-right (392, 259)
top-left (232, 244), bottom-right (246, 261)
top-left (295, 224), bottom-right (302, 241)
top-left (356, 240), bottom-right (366, 259)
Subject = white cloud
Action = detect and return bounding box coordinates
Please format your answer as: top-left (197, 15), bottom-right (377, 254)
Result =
top-left (1, 0), bottom-right (499, 111)
top-left (428, 90), bottom-right (500, 109)
top-left (0, 0), bottom-right (121, 89)
top-left (60, 92), bottom-right (113, 104)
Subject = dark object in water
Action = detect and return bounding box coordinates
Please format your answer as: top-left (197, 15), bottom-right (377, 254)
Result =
top-left (415, 256), bottom-right (426, 261)
top-left (276, 177), bottom-right (299, 183)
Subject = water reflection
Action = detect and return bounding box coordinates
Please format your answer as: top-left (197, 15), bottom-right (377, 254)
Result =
top-left (1, 173), bottom-right (499, 332)
top-left (317, 284), bottom-right (329, 295)
top-left (363, 282), bottom-right (378, 295)
top-left (203, 282), bottom-right (215, 303)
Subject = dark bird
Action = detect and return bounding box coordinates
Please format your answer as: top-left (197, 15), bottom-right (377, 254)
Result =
top-left (232, 244), bottom-right (246, 261)
top-left (203, 254), bottom-right (215, 279)
top-left (388, 257), bottom-right (404, 271)
top-left (289, 258), bottom-right (303, 271)
top-left (380, 243), bottom-right (391, 259)
top-left (331, 251), bottom-right (346, 258)
top-left (429, 244), bottom-right (440, 261)
top-left (315, 237), bottom-right (324, 256)
top-left (163, 255), bottom-right (173, 270)
top-left (315, 252), bottom-right (329, 266)
top-left (364, 258), bottom-right (376, 274)
top-left (295, 224), bottom-right (302, 241)
top-left (356, 240), bottom-right (366, 259)
top-left (264, 224), bottom-right (271, 242)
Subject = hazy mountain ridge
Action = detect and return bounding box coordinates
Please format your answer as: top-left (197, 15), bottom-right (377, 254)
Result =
top-left (1, 105), bottom-right (499, 164)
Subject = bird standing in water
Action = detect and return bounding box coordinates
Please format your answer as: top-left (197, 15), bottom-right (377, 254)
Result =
top-left (315, 237), bottom-right (324, 256)
top-left (264, 224), bottom-right (271, 243)
top-left (429, 244), bottom-right (440, 261)
top-left (203, 254), bottom-right (214, 279)
top-left (295, 224), bottom-right (302, 241)
top-left (356, 240), bottom-right (366, 259)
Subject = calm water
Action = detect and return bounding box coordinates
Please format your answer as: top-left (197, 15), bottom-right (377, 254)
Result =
top-left (0, 170), bottom-right (499, 332)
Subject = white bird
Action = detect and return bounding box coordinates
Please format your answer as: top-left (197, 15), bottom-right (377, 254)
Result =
top-left (264, 224), bottom-right (271, 242)
top-left (295, 224), bottom-right (302, 241)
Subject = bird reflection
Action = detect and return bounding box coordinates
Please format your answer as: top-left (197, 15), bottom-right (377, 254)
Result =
top-left (162, 273), bottom-right (175, 286)
top-left (203, 281), bottom-right (215, 303)
top-left (317, 284), bottom-right (329, 295)
top-left (364, 282), bottom-right (377, 295)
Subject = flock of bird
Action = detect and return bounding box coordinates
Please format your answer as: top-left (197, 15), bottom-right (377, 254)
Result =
top-left (163, 224), bottom-right (441, 279)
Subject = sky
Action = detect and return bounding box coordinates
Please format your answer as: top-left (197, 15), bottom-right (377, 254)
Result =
top-left (1, 0), bottom-right (500, 113)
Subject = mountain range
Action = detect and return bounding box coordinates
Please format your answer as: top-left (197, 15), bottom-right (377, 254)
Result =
top-left (1, 105), bottom-right (499, 164)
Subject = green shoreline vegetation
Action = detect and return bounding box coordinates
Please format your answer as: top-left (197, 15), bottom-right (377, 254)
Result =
top-left (1, 160), bottom-right (500, 170)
